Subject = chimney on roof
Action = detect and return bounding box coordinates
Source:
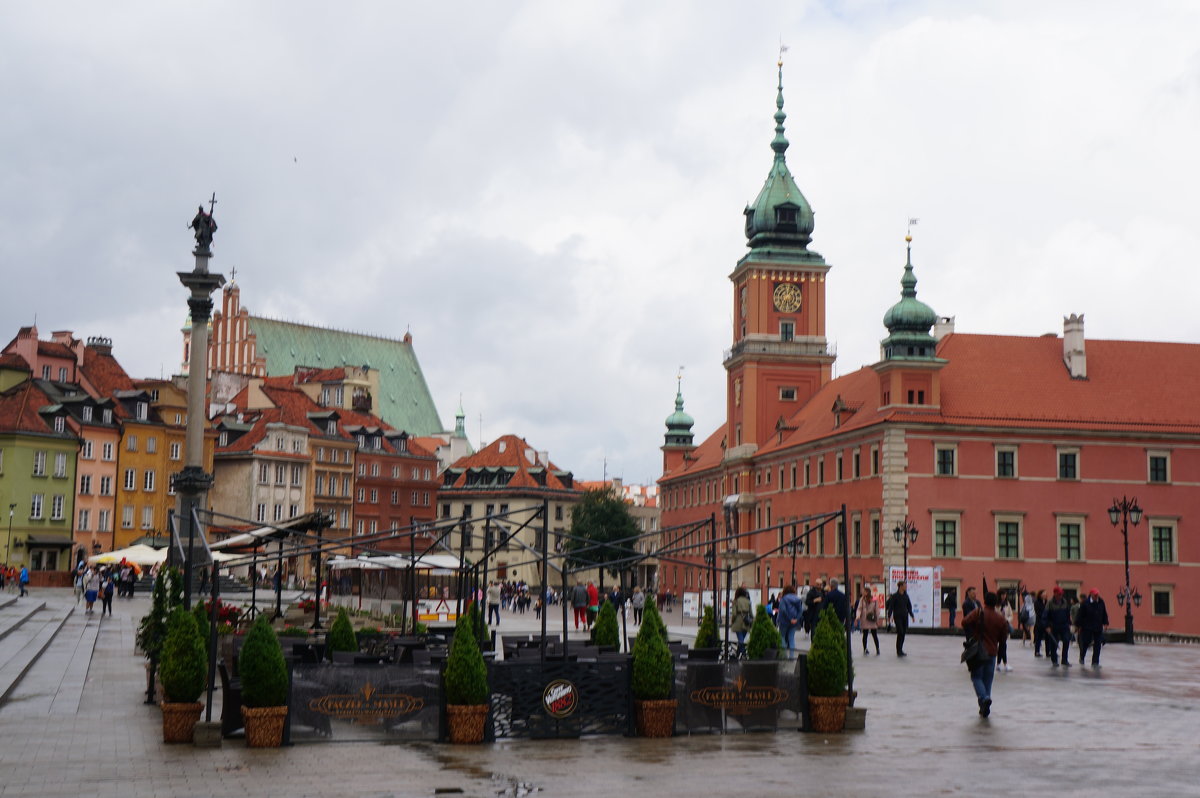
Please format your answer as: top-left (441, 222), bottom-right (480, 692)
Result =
top-left (934, 316), bottom-right (955, 341)
top-left (87, 336), bottom-right (113, 355)
top-left (51, 330), bottom-right (75, 345)
top-left (1063, 314), bottom-right (1087, 379)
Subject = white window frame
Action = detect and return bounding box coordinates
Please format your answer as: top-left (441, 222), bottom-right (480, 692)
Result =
top-left (934, 443), bottom-right (957, 477)
top-left (1055, 514), bottom-right (1085, 562)
top-left (995, 514), bottom-right (1024, 560)
top-left (1147, 451), bottom-right (1170, 484)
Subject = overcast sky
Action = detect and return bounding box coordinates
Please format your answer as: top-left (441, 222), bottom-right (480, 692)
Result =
top-left (2, 2), bottom-right (1197, 486)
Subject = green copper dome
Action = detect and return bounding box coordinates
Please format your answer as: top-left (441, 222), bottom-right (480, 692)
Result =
top-left (744, 63), bottom-right (815, 250)
top-left (881, 241), bottom-right (939, 360)
top-left (664, 386), bottom-right (694, 446)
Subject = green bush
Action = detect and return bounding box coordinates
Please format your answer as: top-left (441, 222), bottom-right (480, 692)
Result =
top-left (807, 605), bottom-right (848, 697)
top-left (631, 601), bottom-right (673, 700)
top-left (444, 602), bottom-right (489, 705)
top-left (640, 598), bottom-right (670, 644)
top-left (160, 607), bottom-right (206, 704)
top-left (239, 615), bottom-right (289, 708)
top-left (746, 605), bottom-right (783, 659)
top-left (137, 567), bottom-right (182, 662)
top-left (327, 607), bottom-right (358, 653)
top-left (694, 605), bottom-right (719, 649)
top-left (593, 601), bottom-right (620, 649)
top-left (190, 600), bottom-right (209, 663)
top-left (279, 626), bottom-right (309, 638)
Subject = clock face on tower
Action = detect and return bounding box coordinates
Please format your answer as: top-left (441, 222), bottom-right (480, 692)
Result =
top-left (773, 282), bottom-right (802, 313)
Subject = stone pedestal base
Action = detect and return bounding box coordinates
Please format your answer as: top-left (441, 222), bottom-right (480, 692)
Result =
top-left (193, 721), bottom-right (223, 748)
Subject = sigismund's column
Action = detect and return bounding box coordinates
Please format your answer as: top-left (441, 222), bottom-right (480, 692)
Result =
top-left (174, 197), bottom-right (225, 608)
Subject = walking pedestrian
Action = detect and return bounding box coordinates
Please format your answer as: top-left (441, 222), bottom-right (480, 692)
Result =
top-left (101, 569), bottom-right (115, 617)
top-left (963, 591), bottom-right (1009, 717)
top-left (1042, 586), bottom-right (1074, 667)
top-left (803, 578), bottom-right (825, 637)
top-left (1019, 589), bottom-right (1035, 646)
top-left (487, 580), bottom-right (502, 626)
top-left (776, 585), bottom-right (804, 654)
top-left (585, 581), bottom-right (599, 630)
top-left (996, 589), bottom-right (1014, 672)
top-left (18, 565), bottom-right (30, 597)
top-left (730, 586), bottom-right (753, 658)
top-left (886, 581), bottom-right (915, 656)
top-left (1032, 589), bottom-right (1048, 657)
top-left (571, 581), bottom-right (589, 631)
top-left (855, 585), bottom-right (881, 655)
top-left (631, 586), bottom-right (645, 625)
top-left (1075, 588), bottom-right (1109, 667)
top-left (83, 567), bottom-right (100, 614)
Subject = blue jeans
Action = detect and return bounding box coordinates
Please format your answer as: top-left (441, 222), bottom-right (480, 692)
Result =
top-left (971, 656), bottom-right (996, 706)
top-left (782, 622), bottom-right (798, 651)
top-left (735, 630), bottom-right (747, 656)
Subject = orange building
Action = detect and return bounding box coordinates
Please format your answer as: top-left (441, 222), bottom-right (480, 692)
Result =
top-left (659, 66), bottom-right (1200, 637)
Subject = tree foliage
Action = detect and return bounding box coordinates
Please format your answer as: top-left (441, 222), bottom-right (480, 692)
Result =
top-left (807, 605), bottom-right (849, 696)
top-left (566, 487), bottom-right (639, 578)
top-left (694, 605), bottom-right (719, 649)
top-left (160, 607), bottom-right (207, 703)
top-left (445, 602), bottom-right (490, 705)
top-left (593, 601), bottom-right (620, 649)
top-left (746, 604), bottom-right (783, 660)
top-left (239, 615), bottom-right (289, 708)
top-left (632, 599), bottom-right (673, 700)
top-left (137, 567), bottom-right (182, 662)
top-left (327, 607), bottom-right (358, 653)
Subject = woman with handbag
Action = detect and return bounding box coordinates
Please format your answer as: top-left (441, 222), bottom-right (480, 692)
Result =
top-left (855, 585), bottom-right (881, 655)
top-left (730, 586), bottom-right (754, 658)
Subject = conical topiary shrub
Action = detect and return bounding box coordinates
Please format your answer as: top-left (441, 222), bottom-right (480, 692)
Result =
top-left (239, 615), bottom-right (289, 747)
top-left (631, 596), bottom-right (675, 737)
top-left (159, 606), bottom-right (207, 743)
top-left (327, 606), bottom-right (358, 654)
top-left (137, 567), bottom-right (182, 664)
top-left (746, 604), bottom-right (783, 659)
top-left (806, 604), bottom-right (850, 733)
top-left (593, 601), bottom-right (620, 649)
top-left (444, 601), bottom-right (490, 744)
top-left (694, 605), bottom-right (719, 650)
top-left (161, 607), bottom-right (207, 703)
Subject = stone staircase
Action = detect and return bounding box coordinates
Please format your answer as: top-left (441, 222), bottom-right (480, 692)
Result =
top-left (0, 593), bottom-right (80, 705)
top-left (132, 572), bottom-right (250, 595)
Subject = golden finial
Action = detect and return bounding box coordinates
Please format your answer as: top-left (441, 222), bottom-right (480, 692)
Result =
top-left (906, 217), bottom-right (919, 243)
top-left (778, 41), bottom-right (789, 68)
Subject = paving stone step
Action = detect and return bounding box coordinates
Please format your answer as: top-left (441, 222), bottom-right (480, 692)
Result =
top-left (0, 607), bottom-right (73, 705)
top-left (0, 600), bottom-right (47, 643)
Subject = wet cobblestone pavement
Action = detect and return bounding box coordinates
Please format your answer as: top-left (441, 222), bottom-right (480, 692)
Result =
top-left (2, 591), bottom-right (1197, 797)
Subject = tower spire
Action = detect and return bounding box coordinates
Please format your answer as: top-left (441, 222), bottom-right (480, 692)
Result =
top-left (772, 56), bottom-right (789, 159)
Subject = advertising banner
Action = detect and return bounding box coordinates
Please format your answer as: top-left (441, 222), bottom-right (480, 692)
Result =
top-left (886, 566), bottom-right (937, 628)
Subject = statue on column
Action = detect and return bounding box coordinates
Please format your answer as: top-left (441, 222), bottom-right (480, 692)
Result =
top-left (189, 204), bottom-right (218, 255)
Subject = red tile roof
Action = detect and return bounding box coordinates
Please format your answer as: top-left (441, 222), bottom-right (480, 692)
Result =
top-left (663, 331), bottom-right (1200, 483)
top-left (0, 381), bottom-right (57, 433)
top-left (0, 353), bottom-right (30, 371)
top-left (445, 434), bottom-right (575, 491)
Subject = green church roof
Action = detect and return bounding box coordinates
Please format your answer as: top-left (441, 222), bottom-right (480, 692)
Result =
top-left (248, 317), bottom-right (443, 435)
top-left (881, 240), bottom-right (940, 361)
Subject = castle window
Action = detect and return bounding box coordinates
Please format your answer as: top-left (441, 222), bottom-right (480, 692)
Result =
top-left (780, 387), bottom-right (797, 401)
top-left (780, 321), bottom-right (795, 342)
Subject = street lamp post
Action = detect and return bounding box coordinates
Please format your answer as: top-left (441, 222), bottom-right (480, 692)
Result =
top-left (1108, 496), bottom-right (1143, 644)
top-left (6, 503), bottom-right (15, 565)
top-left (892, 518), bottom-right (919, 590)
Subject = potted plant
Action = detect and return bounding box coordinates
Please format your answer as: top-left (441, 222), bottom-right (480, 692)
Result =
top-left (690, 605), bottom-right (720, 659)
top-left (136, 567), bottom-right (182, 703)
top-left (746, 605), bottom-right (783, 660)
top-left (443, 601), bottom-right (490, 744)
top-left (159, 607), bottom-right (207, 743)
top-left (631, 600), bottom-right (675, 737)
top-left (238, 615), bottom-right (290, 747)
top-left (327, 606), bottom-right (358, 657)
top-left (806, 604), bottom-right (849, 733)
top-left (592, 601), bottom-right (620, 650)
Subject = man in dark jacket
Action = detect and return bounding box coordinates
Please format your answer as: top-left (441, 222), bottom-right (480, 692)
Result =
top-left (1075, 588), bottom-right (1109, 667)
top-left (826, 579), bottom-right (850, 627)
top-left (963, 591), bottom-right (1009, 717)
top-left (1041, 586), bottom-right (1074, 667)
top-left (887, 582), bottom-right (915, 657)
top-left (803, 579), bottom-right (825, 636)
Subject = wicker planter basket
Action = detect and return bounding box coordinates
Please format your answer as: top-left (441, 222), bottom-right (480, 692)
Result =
top-left (634, 698), bottom-right (677, 738)
top-left (161, 702), bottom-right (203, 743)
top-left (241, 705), bottom-right (288, 748)
top-left (445, 704), bottom-right (488, 744)
top-left (808, 694), bottom-right (848, 733)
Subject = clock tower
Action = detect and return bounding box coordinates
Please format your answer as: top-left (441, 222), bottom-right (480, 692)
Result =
top-left (724, 61), bottom-right (834, 453)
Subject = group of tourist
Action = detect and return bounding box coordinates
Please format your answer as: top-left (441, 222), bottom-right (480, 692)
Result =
top-left (73, 564), bottom-right (116, 616)
top-left (1, 564), bottom-right (30, 596)
top-left (962, 583), bottom-right (1111, 718)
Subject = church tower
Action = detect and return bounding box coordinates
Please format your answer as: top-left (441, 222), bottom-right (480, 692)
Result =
top-left (724, 61), bottom-right (834, 453)
top-left (661, 379), bottom-right (696, 473)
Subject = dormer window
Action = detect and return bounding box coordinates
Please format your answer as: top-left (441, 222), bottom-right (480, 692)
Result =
top-left (82, 406), bottom-right (93, 422)
top-left (775, 206), bottom-right (798, 231)
top-left (103, 408), bottom-right (112, 424)
top-left (327, 420), bottom-right (337, 435)
top-left (54, 415), bottom-right (66, 433)
top-left (136, 402), bottom-right (148, 420)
